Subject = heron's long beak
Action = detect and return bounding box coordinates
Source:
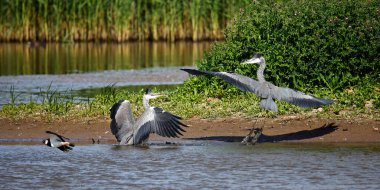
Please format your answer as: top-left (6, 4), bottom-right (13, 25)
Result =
top-left (152, 93), bottom-right (164, 97)
top-left (148, 92), bottom-right (166, 99)
top-left (241, 57), bottom-right (261, 64)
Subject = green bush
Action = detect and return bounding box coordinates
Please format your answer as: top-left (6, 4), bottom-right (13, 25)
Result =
top-left (183, 0), bottom-right (379, 94)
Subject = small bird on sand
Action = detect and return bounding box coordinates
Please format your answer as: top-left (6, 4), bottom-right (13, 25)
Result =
top-left (43, 131), bottom-right (75, 152)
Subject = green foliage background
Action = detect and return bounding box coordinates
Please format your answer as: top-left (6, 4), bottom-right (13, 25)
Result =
top-left (182, 0), bottom-right (379, 95)
top-left (0, 0), bottom-right (250, 42)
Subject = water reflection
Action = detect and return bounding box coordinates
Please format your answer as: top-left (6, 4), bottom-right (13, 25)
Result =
top-left (0, 42), bottom-right (211, 106)
top-left (0, 42), bottom-right (211, 76)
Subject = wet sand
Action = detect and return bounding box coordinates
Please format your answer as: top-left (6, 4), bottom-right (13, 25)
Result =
top-left (1, 116), bottom-right (379, 144)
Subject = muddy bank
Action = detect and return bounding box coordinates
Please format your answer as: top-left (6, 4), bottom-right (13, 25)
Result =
top-left (1, 116), bottom-right (379, 144)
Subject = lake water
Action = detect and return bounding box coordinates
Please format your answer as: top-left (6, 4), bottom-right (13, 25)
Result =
top-left (0, 42), bottom-right (210, 75)
top-left (1, 142), bottom-right (379, 189)
top-left (0, 42), bottom-right (211, 106)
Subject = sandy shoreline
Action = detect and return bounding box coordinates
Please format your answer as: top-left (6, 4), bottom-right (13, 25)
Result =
top-left (1, 116), bottom-right (379, 144)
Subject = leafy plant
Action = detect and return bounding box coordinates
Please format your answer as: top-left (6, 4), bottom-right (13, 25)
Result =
top-left (182, 0), bottom-right (379, 94)
top-left (8, 86), bottom-right (21, 107)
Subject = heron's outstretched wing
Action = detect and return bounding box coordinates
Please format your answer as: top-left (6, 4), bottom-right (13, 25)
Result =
top-left (181, 69), bottom-right (267, 96)
top-left (46, 131), bottom-right (68, 146)
top-left (270, 85), bottom-right (334, 108)
top-left (133, 107), bottom-right (188, 144)
top-left (110, 100), bottom-right (123, 135)
top-left (182, 68), bottom-right (334, 109)
top-left (109, 100), bottom-right (135, 142)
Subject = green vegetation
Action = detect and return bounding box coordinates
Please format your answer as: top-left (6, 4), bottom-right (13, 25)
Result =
top-left (1, 82), bottom-right (379, 121)
top-left (184, 0), bottom-right (379, 92)
top-left (1, 0), bottom-right (379, 121)
top-left (0, 0), bottom-right (250, 42)
top-left (175, 0), bottom-right (380, 118)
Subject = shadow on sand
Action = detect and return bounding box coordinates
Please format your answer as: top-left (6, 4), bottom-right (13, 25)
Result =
top-left (186, 123), bottom-right (338, 143)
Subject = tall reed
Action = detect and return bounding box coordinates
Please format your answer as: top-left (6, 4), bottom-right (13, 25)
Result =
top-left (0, 0), bottom-right (250, 42)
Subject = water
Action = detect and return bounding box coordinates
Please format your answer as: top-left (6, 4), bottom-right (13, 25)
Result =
top-left (0, 42), bottom-right (211, 106)
top-left (0, 67), bottom-right (191, 106)
top-left (1, 142), bottom-right (379, 189)
top-left (0, 42), bottom-right (210, 75)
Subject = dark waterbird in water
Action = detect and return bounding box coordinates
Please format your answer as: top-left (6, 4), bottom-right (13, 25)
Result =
top-left (43, 131), bottom-right (75, 152)
top-left (110, 89), bottom-right (189, 145)
top-left (181, 54), bottom-right (334, 144)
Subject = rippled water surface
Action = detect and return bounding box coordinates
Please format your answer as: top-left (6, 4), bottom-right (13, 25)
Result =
top-left (1, 142), bottom-right (379, 189)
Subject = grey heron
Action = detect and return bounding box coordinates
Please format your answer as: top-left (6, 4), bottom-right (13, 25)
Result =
top-left (110, 89), bottom-right (188, 145)
top-left (43, 131), bottom-right (75, 152)
top-left (182, 54), bottom-right (334, 144)
top-left (181, 54), bottom-right (334, 112)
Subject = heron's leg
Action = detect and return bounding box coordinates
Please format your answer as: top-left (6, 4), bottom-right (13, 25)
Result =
top-left (241, 128), bottom-right (263, 145)
top-left (241, 120), bottom-right (263, 145)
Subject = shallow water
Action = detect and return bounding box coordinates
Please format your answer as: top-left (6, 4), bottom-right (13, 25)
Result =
top-left (1, 142), bottom-right (379, 189)
top-left (0, 42), bottom-right (211, 106)
top-left (0, 67), bottom-right (190, 106)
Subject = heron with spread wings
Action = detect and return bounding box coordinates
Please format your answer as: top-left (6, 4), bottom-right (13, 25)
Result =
top-left (181, 54), bottom-right (334, 112)
top-left (110, 89), bottom-right (188, 145)
top-left (182, 54), bottom-right (334, 144)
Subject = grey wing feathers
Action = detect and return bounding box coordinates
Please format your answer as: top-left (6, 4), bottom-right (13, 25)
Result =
top-left (182, 68), bottom-right (334, 109)
top-left (133, 107), bottom-right (188, 144)
top-left (110, 119), bottom-right (125, 142)
top-left (181, 69), bottom-right (262, 94)
top-left (180, 68), bottom-right (209, 76)
top-left (110, 119), bottom-right (119, 138)
top-left (109, 100), bottom-right (135, 142)
top-left (109, 100), bottom-right (124, 137)
top-left (271, 86), bottom-right (334, 108)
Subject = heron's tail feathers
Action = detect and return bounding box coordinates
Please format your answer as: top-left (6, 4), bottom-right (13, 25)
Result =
top-left (260, 98), bottom-right (278, 112)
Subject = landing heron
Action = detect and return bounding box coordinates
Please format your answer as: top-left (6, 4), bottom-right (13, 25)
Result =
top-left (181, 54), bottom-right (334, 144)
top-left (181, 54), bottom-right (334, 112)
top-left (110, 89), bottom-right (188, 145)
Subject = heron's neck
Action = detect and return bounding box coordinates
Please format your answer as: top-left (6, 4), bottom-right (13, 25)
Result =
top-left (257, 60), bottom-right (266, 82)
top-left (143, 97), bottom-right (150, 109)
